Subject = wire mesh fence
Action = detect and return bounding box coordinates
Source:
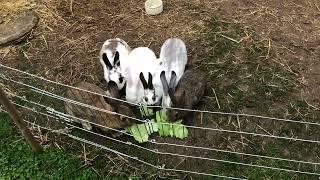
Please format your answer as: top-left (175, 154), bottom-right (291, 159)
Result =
top-left (1, 63), bottom-right (320, 179)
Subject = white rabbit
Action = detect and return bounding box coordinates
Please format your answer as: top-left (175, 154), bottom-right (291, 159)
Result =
top-left (123, 47), bottom-right (163, 105)
top-left (99, 38), bottom-right (131, 90)
top-left (158, 38), bottom-right (188, 108)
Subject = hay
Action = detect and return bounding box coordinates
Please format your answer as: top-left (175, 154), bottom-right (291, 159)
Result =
top-left (0, 0), bottom-right (37, 24)
top-left (0, 81), bottom-right (15, 98)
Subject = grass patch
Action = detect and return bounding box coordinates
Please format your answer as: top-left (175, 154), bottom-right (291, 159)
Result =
top-left (194, 16), bottom-right (320, 179)
top-left (0, 112), bottom-right (156, 179)
top-left (0, 112), bottom-right (99, 179)
top-left (197, 17), bottom-right (296, 113)
top-left (210, 145), bottom-right (315, 179)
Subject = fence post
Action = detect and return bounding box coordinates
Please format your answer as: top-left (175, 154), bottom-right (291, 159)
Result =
top-left (0, 87), bottom-right (42, 153)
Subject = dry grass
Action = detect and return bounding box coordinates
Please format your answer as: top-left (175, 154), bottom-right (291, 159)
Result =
top-left (1, 0), bottom-right (320, 178)
top-left (1, 0), bottom-right (319, 88)
top-left (0, 81), bottom-right (15, 98)
top-left (2, 0), bottom-right (214, 84)
top-left (0, 0), bottom-right (36, 23)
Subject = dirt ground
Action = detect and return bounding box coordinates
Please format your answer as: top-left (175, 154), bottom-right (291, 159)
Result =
top-left (1, 0), bottom-right (320, 178)
top-left (1, 0), bottom-right (319, 106)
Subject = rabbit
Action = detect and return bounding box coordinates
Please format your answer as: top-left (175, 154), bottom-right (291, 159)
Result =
top-left (99, 38), bottom-right (131, 90)
top-left (160, 69), bottom-right (206, 124)
top-left (159, 38), bottom-right (188, 108)
top-left (123, 47), bottom-right (163, 105)
top-left (104, 80), bottom-right (137, 121)
top-left (64, 82), bottom-right (135, 133)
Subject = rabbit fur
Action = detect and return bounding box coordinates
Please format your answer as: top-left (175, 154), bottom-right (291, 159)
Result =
top-left (64, 82), bottom-right (134, 133)
top-left (159, 38), bottom-right (188, 109)
top-left (100, 38), bottom-right (131, 90)
top-left (123, 47), bottom-right (163, 105)
top-left (161, 69), bottom-right (206, 124)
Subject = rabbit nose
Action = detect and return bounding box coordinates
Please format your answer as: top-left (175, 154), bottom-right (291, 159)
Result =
top-left (152, 95), bottom-right (156, 101)
top-left (119, 76), bottom-right (124, 83)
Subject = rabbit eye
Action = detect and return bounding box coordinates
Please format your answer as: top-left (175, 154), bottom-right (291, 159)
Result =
top-left (116, 61), bottom-right (120, 66)
top-left (145, 97), bottom-right (148, 102)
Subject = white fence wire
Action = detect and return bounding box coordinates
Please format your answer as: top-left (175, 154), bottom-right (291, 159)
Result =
top-left (0, 63), bottom-right (320, 179)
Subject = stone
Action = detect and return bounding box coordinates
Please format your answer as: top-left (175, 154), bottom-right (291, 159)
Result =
top-left (0, 10), bottom-right (39, 46)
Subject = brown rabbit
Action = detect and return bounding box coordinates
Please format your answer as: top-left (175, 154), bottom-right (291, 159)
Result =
top-left (104, 81), bottom-right (138, 122)
top-left (160, 69), bottom-right (206, 124)
top-left (64, 82), bottom-right (134, 133)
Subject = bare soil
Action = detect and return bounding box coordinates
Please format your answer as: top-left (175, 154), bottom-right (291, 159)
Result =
top-left (1, 0), bottom-right (320, 178)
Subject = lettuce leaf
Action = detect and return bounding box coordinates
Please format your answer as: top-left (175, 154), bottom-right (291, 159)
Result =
top-left (156, 111), bottom-right (188, 139)
top-left (139, 106), bottom-right (154, 117)
top-left (126, 120), bottom-right (158, 143)
top-left (127, 109), bottom-right (188, 143)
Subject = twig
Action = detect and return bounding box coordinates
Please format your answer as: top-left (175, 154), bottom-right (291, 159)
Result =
top-left (256, 124), bottom-right (273, 136)
top-left (237, 115), bottom-right (245, 148)
top-left (300, 90), bottom-right (320, 110)
top-left (22, 51), bottom-right (31, 65)
top-left (117, 153), bottom-right (129, 163)
top-left (82, 143), bottom-right (89, 165)
top-left (41, 35), bottom-right (48, 49)
top-left (219, 34), bottom-right (241, 43)
top-left (266, 38), bottom-right (271, 59)
top-left (1, 47), bottom-right (11, 60)
top-left (212, 88), bottom-right (221, 109)
top-left (315, 2), bottom-right (320, 12)
top-left (174, 158), bottom-right (186, 169)
top-left (54, 142), bottom-right (63, 150)
top-left (70, 0), bottom-right (74, 15)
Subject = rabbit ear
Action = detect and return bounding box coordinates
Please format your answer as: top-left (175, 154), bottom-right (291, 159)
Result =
top-left (168, 88), bottom-right (176, 105)
top-left (102, 53), bottom-right (113, 69)
top-left (139, 72), bottom-right (148, 89)
top-left (160, 71), bottom-right (169, 96)
top-left (148, 72), bottom-right (154, 90)
top-left (169, 71), bottom-right (177, 91)
top-left (160, 38), bottom-right (187, 67)
top-left (114, 51), bottom-right (120, 65)
top-left (168, 71), bottom-right (177, 104)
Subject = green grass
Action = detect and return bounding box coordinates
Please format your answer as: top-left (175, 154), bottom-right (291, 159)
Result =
top-left (195, 16), bottom-right (320, 179)
top-left (198, 17), bottom-right (296, 113)
top-left (210, 145), bottom-right (315, 179)
top-left (0, 112), bottom-right (100, 179)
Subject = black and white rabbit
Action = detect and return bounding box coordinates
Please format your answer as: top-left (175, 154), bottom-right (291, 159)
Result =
top-left (123, 47), bottom-right (163, 105)
top-left (158, 38), bottom-right (188, 108)
top-left (100, 38), bottom-right (131, 90)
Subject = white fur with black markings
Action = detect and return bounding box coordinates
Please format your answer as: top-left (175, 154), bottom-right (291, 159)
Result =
top-left (159, 38), bottom-right (188, 108)
top-left (99, 38), bottom-right (131, 90)
top-left (123, 47), bottom-right (162, 105)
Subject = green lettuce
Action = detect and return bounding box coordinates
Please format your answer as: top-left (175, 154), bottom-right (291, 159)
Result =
top-left (126, 119), bottom-right (158, 143)
top-left (126, 109), bottom-right (188, 143)
top-left (139, 106), bottom-right (154, 117)
top-left (156, 111), bottom-right (188, 139)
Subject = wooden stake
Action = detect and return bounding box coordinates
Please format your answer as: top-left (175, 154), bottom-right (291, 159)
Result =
top-left (0, 87), bottom-right (42, 153)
